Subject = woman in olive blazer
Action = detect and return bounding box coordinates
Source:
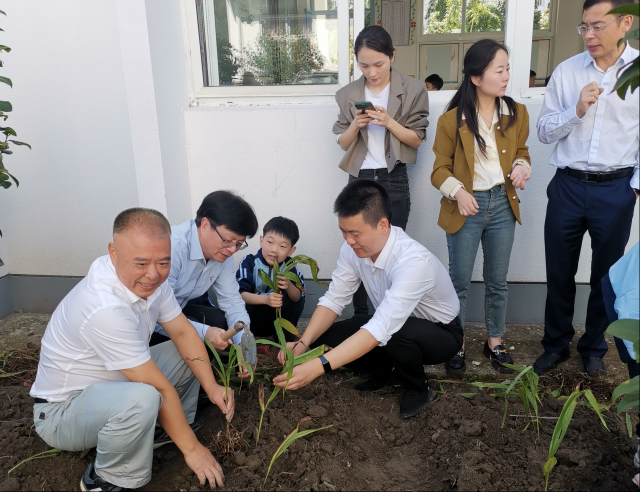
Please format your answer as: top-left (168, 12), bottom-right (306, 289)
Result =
top-left (431, 40), bottom-right (532, 376)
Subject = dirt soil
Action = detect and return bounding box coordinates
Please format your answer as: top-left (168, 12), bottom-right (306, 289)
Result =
top-left (1, 348), bottom-right (638, 492)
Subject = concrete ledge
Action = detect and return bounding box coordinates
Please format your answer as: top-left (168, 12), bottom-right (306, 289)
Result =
top-left (0, 274), bottom-right (590, 325)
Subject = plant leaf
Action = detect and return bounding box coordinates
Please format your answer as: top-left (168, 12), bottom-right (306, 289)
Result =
top-left (1, 180), bottom-right (12, 188)
top-left (293, 344), bottom-right (330, 366)
top-left (8, 173), bottom-right (18, 187)
top-left (609, 4), bottom-right (640, 16)
top-left (0, 126), bottom-right (16, 136)
top-left (548, 389), bottom-right (583, 459)
top-left (583, 389), bottom-right (608, 430)
top-left (606, 319), bottom-right (640, 343)
top-left (626, 412), bottom-right (634, 438)
top-left (460, 393), bottom-right (476, 398)
top-left (278, 317), bottom-right (299, 336)
top-left (616, 392), bottom-right (640, 414)
top-left (618, 27), bottom-right (640, 47)
top-left (0, 45), bottom-right (10, 53)
top-left (0, 76), bottom-right (11, 88)
top-left (543, 457), bottom-right (557, 492)
top-left (0, 101), bottom-right (12, 112)
top-left (612, 375), bottom-right (639, 402)
top-left (257, 269), bottom-right (276, 291)
top-left (8, 140), bottom-right (31, 149)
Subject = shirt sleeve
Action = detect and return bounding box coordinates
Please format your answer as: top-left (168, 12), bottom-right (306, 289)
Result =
top-left (81, 306), bottom-right (151, 371)
top-left (236, 254), bottom-right (256, 294)
top-left (213, 257), bottom-right (251, 345)
top-left (536, 69), bottom-right (584, 145)
top-left (317, 244), bottom-right (361, 316)
top-left (361, 259), bottom-right (433, 346)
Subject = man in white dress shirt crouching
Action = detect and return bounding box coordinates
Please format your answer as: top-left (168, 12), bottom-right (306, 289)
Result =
top-left (30, 208), bottom-right (232, 491)
top-left (275, 180), bottom-right (463, 418)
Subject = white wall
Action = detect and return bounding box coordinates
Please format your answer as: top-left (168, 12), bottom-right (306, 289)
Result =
top-left (185, 89), bottom-right (639, 283)
top-left (0, 0), bottom-right (140, 276)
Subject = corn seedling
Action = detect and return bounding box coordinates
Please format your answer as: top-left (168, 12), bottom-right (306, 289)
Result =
top-left (8, 448), bottom-right (61, 475)
top-left (542, 383), bottom-right (608, 491)
top-left (264, 417), bottom-right (332, 484)
top-left (473, 364), bottom-right (542, 432)
top-left (606, 319), bottom-right (639, 415)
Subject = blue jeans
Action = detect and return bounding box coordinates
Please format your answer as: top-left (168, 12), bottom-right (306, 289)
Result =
top-left (446, 184), bottom-right (516, 339)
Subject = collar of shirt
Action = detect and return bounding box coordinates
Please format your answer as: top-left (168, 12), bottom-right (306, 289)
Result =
top-left (364, 226), bottom-right (398, 271)
top-left (583, 41), bottom-right (635, 72)
top-left (188, 221), bottom-right (206, 262)
top-left (105, 256), bottom-right (161, 306)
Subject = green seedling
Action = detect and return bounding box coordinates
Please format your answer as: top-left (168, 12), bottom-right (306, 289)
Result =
top-left (473, 364), bottom-right (542, 432)
top-left (542, 383), bottom-right (607, 491)
top-left (606, 319), bottom-right (639, 415)
top-left (8, 448), bottom-right (61, 475)
top-left (264, 417), bottom-right (332, 484)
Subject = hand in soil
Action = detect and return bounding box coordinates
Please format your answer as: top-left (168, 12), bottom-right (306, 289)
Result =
top-left (184, 442), bottom-right (225, 489)
top-left (205, 326), bottom-right (233, 351)
top-left (276, 341), bottom-right (306, 365)
top-left (273, 359), bottom-right (323, 390)
top-left (206, 383), bottom-right (235, 421)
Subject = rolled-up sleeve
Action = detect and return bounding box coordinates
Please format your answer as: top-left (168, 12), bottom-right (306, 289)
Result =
top-left (361, 260), bottom-right (432, 346)
top-left (317, 244), bottom-right (361, 317)
top-left (537, 71), bottom-right (584, 145)
top-left (214, 257), bottom-right (250, 345)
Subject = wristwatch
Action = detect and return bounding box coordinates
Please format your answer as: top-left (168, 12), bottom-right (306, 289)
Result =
top-left (319, 355), bottom-right (333, 374)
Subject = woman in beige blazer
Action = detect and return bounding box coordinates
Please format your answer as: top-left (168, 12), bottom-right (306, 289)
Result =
top-left (333, 25), bottom-right (430, 317)
top-left (431, 39), bottom-right (532, 375)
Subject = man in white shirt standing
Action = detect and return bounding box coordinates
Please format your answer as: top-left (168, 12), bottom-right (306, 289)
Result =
top-left (535, 0), bottom-right (639, 377)
top-left (274, 180), bottom-right (462, 418)
top-left (150, 191), bottom-right (258, 354)
top-left (30, 208), bottom-right (233, 491)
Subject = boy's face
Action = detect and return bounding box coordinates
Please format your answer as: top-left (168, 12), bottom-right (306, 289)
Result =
top-left (260, 232), bottom-right (296, 266)
top-left (425, 81), bottom-right (438, 91)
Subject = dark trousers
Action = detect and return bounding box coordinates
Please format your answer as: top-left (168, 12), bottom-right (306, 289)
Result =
top-left (349, 164), bottom-right (411, 316)
top-left (246, 297), bottom-right (304, 342)
top-left (312, 315), bottom-right (463, 392)
top-left (543, 169), bottom-right (636, 358)
top-left (601, 272), bottom-right (640, 379)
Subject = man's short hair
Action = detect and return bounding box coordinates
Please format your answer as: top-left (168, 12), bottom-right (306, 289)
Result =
top-left (263, 216), bottom-right (300, 246)
top-left (113, 208), bottom-right (171, 237)
top-left (530, 70), bottom-right (537, 77)
top-left (195, 190), bottom-right (258, 238)
top-left (425, 74), bottom-right (444, 90)
top-left (583, 0), bottom-right (634, 10)
top-left (334, 180), bottom-right (392, 228)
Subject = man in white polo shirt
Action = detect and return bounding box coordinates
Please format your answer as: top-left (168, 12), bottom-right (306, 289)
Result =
top-left (30, 208), bottom-right (232, 491)
top-left (274, 180), bottom-right (463, 418)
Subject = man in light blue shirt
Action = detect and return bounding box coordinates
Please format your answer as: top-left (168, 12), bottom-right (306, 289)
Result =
top-left (150, 191), bottom-right (258, 348)
top-left (534, 0), bottom-right (638, 377)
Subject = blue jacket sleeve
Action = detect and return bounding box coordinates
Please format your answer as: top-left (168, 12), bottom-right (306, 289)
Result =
top-left (236, 254), bottom-right (257, 294)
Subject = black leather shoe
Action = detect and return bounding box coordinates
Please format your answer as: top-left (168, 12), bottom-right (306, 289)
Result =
top-left (354, 373), bottom-right (395, 392)
top-left (582, 356), bottom-right (607, 376)
top-left (445, 349), bottom-right (466, 375)
top-left (81, 462), bottom-right (130, 491)
top-left (400, 385), bottom-right (437, 418)
top-left (482, 341), bottom-right (515, 374)
top-left (533, 349), bottom-right (570, 375)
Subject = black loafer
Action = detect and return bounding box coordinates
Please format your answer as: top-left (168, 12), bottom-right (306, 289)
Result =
top-left (354, 373), bottom-right (395, 392)
top-left (445, 349), bottom-right (466, 375)
top-left (482, 342), bottom-right (515, 374)
top-left (154, 414), bottom-right (204, 449)
top-left (81, 462), bottom-right (129, 491)
top-left (400, 385), bottom-right (437, 418)
top-left (582, 356), bottom-right (607, 376)
top-left (533, 349), bottom-right (570, 375)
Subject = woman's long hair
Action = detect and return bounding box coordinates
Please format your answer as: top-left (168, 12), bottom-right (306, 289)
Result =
top-left (445, 39), bottom-right (518, 156)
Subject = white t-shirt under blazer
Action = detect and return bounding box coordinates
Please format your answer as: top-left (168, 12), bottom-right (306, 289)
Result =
top-left (361, 82), bottom-right (391, 170)
top-left (30, 255), bottom-right (182, 402)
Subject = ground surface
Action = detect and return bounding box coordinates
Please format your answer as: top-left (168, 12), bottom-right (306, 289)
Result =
top-left (0, 314), bottom-right (637, 491)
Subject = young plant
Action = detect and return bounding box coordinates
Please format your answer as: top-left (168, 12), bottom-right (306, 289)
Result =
top-left (542, 384), bottom-right (608, 491)
top-left (264, 417), bottom-right (332, 484)
top-left (606, 319), bottom-right (639, 415)
top-left (473, 363), bottom-right (542, 431)
top-left (8, 448), bottom-right (61, 475)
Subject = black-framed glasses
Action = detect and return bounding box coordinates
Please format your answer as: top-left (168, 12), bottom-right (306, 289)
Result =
top-left (576, 16), bottom-right (622, 36)
top-left (212, 225), bottom-right (248, 251)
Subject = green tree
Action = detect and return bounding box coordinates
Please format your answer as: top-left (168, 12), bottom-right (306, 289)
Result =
top-left (424, 0), bottom-right (463, 34)
top-left (534, 7), bottom-right (550, 30)
top-left (465, 0), bottom-right (505, 32)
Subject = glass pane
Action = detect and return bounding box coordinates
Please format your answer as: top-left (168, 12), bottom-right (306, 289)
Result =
top-left (423, 0), bottom-right (463, 35)
top-left (465, 0), bottom-right (505, 33)
top-left (533, 0), bottom-right (551, 30)
top-left (530, 39), bottom-right (551, 86)
top-left (419, 44), bottom-right (459, 86)
top-left (198, 0), bottom-right (339, 86)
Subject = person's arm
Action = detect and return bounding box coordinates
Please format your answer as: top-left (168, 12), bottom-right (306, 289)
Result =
top-left (338, 112), bottom-right (375, 151)
top-left (240, 290), bottom-right (284, 308)
top-left (367, 107), bottom-right (422, 149)
top-left (120, 360), bottom-right (225, 488)
top-left (510, 105), bottom-right (532, 191)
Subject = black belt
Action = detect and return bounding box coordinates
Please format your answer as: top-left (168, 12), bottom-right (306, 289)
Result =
top-left (560, 166), bottom-right (634, 183)
top-left (33, 397), bottom-right (49, 404)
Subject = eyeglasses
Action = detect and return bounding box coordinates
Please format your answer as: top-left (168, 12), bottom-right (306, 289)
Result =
top-left (576, 16), bottom-right (622, 36)
top-left (212, 225), bottom-right (248, 251)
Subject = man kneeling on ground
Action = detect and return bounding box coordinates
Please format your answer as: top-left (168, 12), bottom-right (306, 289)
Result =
top-left (30, 208), bottom-right (232, 491)
top-left (275, 180), bottom-right (463, 418)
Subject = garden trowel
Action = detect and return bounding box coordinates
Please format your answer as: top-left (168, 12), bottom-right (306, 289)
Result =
top-left (220, 320), bottom-right (257, 369)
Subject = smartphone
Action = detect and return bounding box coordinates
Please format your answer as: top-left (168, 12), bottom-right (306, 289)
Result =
top-left (355, 101), bottom-right (376, 114)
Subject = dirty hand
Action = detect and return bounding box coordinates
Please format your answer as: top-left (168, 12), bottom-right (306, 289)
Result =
top-left (277, 275), bottom-right (292, 291)
top-left (576, 81), bottom-right (603, 118)
top-left (184, 443), bottom-right (225, 489)
top-left (206, 382), bottom-right (235, 421)
top-left (273, 360), bottom-right (323, 390)
top-left (277, 341), bottom-right (307, 366)
top-left (205, 326), bottom-right (232, 351)
top-left (454, 188), bottom-right (480, 216)
top-left (265, 292), bottom-right (283, 308)
top-left (510, 164), bottom-right (531, 191)
top-left (351, 110), bottom-right (374, 129)
top-left (367, 106), bottom-right (395, 128)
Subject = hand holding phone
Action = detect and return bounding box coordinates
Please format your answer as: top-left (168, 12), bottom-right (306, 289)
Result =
top-left (355, 101), bottom-right (376, 114)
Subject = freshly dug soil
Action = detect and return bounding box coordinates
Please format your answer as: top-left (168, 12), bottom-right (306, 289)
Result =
top-left (0, 356), bottom-right (637, 492)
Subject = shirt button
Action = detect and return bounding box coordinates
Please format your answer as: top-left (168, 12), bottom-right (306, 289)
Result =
top-left (501, 149), bottom-right (506, 154)
top-left (512, 196), bottom-right (516, 199)
top-left (497, 126), bottom-right (501, 130)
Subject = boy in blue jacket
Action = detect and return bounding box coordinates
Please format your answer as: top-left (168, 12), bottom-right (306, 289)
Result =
top-left (237, 217), bottom-right (305, 342)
